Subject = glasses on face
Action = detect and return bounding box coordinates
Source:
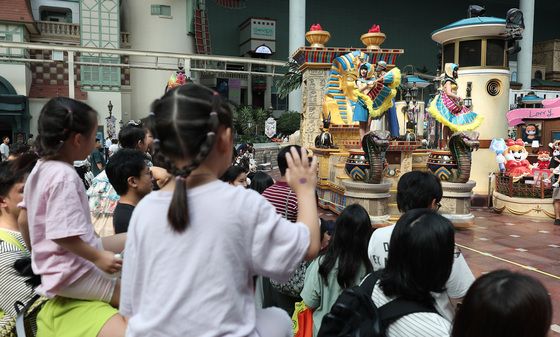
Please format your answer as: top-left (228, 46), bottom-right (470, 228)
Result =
top-left (127, 120), bottom-right (143, 127)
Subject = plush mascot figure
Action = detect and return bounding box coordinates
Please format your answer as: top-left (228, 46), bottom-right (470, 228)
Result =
top-left (535, 151), bottom-right (551, 169)
top-left (504, 138), bottom-right (532, 181)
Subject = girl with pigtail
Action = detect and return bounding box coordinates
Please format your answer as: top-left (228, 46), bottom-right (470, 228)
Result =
top-left (120, 83), bottom-right (321, 337)
top-left (20, 97), bottom-right (127, 336)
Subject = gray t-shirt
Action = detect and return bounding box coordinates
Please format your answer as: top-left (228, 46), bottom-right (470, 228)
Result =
top-left (120, 181), bottom-right (310, 336)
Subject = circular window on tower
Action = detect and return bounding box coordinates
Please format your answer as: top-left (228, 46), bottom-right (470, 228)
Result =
top-left (486, 79), bottom-right (502, 96)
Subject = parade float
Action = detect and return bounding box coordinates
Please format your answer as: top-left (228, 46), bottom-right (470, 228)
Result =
top-left (427, 14), bottom-right (521, 226)
top-left (490, 95), bottom-right (560, 218)
top-left (293, 24), bottom-right (425, 226)
top-left (292, 9), bottom-right (525, 227)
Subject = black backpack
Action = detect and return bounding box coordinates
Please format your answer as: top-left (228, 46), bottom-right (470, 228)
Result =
top-left (317, 271), bottom-right (438, 337)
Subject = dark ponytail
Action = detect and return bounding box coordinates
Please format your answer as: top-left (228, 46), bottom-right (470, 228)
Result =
top-left (36, 97), bottom-right (97, 158)
top-left (150, 84), bottom-right (232, 232)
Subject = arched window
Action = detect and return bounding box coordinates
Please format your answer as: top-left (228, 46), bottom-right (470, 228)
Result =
top-left (534, 70), bottom-right (543, 80)
top-left (511, 71), bottom-right (518, 82)
top-left (0, 76), bottom-right (16, 95)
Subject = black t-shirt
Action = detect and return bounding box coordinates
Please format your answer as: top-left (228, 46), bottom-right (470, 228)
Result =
top-left (113, 203), bottom-right (135, 234)
top-left (550, 155), bottom-right (560, 169)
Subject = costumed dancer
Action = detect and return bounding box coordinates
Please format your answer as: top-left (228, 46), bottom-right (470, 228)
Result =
top-left (375, 61), bottom-right (400, 136)
top-left (165, 66), bottom-right (189, 93)
top-left (353, 62), bottom-right (401, 139)
top-left (428, 63), bottom-right (483, 136)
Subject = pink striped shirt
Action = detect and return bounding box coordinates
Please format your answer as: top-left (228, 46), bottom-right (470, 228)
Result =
top-left (262, 182), bottom-right (298, 222)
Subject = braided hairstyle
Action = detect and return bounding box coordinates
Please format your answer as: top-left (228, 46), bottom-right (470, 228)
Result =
top-left (35, 97), bottom-right (97, 158)
top-left (150, 83), bottom-right (233, 232)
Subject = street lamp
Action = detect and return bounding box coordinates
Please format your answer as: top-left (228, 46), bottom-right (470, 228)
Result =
top-left (108, 100), bottom-right (113, 118)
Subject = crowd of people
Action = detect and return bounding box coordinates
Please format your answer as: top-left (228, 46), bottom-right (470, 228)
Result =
top-left (0, 83), bottom-right (554, 337)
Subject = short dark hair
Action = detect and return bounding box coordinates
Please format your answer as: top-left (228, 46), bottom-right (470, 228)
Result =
top-left (10, 143), bottom-right (30, 157)
top-left (105, 149), bottom-right (148, 196)
top-left (0, 162), bottom-right (19, 197)
top-left (277, 145), bottom-right (302, 176)
top-left (397, 171), bottom-right (442, 212)
top-left (118, 125), bottom-right (146, 150)
top-left (452, 270), bottom-right (552, 337)
top-left (249, 171), bottom-right (274, 194)
top-left (220, 165), bottom-right (245, 184)
top-left (36, 97), bottom-right (97, 158)
top-left (0, 153), bottom-right (38, 197)
top-left (380, 209), bottom-right (454, 304)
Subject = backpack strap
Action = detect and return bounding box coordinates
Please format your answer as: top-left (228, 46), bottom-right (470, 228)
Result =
top-left (0, 229), bottom-right (26, 251)
top-left (378, 297), bottom-right (438, 328)
top-left (358, 270), bottom-right (383, 295)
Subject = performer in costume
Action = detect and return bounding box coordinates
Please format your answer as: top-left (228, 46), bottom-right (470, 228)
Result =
top-left (165, 66), bottom-right (189, 93)
top-left (376, 61), bottom-right (400, 136)
top-left (428, 63), bottom-right (483, 132)
top-left (353, 61), bottom-right (401, 138)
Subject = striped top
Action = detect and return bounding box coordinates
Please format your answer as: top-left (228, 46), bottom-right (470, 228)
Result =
top-left (0, 230), bottom-right (34, 323)
top-left (262, 182), bottom-right (298, 222)
top-left (371, 282), bottom-right (451, 337)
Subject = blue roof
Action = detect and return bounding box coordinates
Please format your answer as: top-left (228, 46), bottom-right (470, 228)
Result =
top-left (405, 76), bottom-right (429, 84)
top-left (432, 17), bottom-right (506, 35)
top-left (521, 94), bottom-right (544, 103)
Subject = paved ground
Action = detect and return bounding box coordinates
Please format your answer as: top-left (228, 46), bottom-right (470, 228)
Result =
top-left (455, 208), bottom-right (560, 334)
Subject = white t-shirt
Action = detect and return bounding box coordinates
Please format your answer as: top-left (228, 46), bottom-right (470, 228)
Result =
top-left (371, 282), bottom-right (451, 337)
top-left (368, 224), bottom-right (474, 321)
top-left (0, 143), bottom-right (9, 160)
top-left (108, 144), bottom-right (119, 156)
top-left (120, 181), bottom-right (310, 337)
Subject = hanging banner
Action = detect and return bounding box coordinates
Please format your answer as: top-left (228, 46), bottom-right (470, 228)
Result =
top-left (507, 107), bottom-right (560, 126)
top-left (507, 98), bottom-right (560, 126)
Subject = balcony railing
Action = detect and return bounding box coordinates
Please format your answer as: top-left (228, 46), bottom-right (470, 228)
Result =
top-left (35, 21), bottom-right (130, 48)
top-left (36, 21), bottom-right (80, 40)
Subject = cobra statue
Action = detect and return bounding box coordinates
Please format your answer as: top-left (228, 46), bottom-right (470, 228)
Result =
top-left (448, 131), bottom-right (480, 183)
top-left (362, 130), bottom-right (391, 184)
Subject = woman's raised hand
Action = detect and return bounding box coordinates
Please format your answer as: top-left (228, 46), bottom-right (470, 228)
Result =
top-left (285, 147), bottom-right (317, 196)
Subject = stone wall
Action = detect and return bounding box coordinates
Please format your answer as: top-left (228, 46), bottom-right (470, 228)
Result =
top-left (300, 68), bottom-right (329, 148)
top-left (253, 143), bottom-right (282, 169)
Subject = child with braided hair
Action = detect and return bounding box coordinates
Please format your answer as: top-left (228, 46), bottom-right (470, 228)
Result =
top-left (120, 83), bottom-right (321, 337)
top-left (20, 97), bottom-right (127, 336)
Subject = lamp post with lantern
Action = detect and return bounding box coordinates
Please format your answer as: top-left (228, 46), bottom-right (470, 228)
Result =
top-left (106, 100), bottom-right (116, 140)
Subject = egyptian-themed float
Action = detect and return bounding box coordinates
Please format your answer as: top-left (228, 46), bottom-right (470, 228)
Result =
top-left (489, 94), bottom-right (560, 219)
top-left (293, 9), bottom-right (526, 227)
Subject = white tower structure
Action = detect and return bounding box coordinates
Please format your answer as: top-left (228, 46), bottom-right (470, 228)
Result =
top-left (122, 0), bottom-right (195, 120)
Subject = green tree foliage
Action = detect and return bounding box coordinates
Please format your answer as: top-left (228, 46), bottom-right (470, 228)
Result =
top-left (275, 59), bottom-right (302, 99)
top-left (276, 112), bottom-right (301, 135)
top-left (232, 106), bottom-right (273, 143)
